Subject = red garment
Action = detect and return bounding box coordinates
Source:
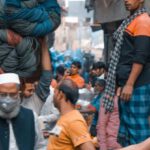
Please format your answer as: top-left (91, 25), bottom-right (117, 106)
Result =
top-left (97, 96), bottom-right (121, 150)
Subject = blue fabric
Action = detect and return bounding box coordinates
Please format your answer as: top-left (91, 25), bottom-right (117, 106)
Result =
top-left (91, 94), bottom-right (101, 126)
top-left (118, 84), bottom-right (150, 146)
top-left (0, 30), bottom-right (40, 77)
top-left (2, 0), bottom-right (61, 36)
top-left (39, 0), bottom-right (60, 13)
top-left (0, 0), bottom-right (6, 28)
top-left (82, 72), bottom-right (89, 84)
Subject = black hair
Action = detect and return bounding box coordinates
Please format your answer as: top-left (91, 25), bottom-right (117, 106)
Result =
top-left (92, 62), bottom-right (97, 70)
top-left (58, 80), bottom-right (79, 105)
top-left (71, 61), bottom-right (81, 69)
top-left (92, 61), bottom-right (106, 70)
top-left (56, 65), bottom-right (65, 76)
top-left (95, 79), bottom-right (106, 87)
top-left (105, 63), bottom-right (109, 72)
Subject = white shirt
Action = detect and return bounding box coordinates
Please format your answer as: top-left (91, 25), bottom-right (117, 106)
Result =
top-left (97, 73), bottom-right (105, 80)
top-left (8, 112), bottom-right (46, 150)
top-left (39, 87), bottom-right (59, 123)
top-left (22, 93), bottom-right (44, 115)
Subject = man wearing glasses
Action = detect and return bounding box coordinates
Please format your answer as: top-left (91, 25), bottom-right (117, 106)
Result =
top-left (0, 73), bottom-right (45, 150)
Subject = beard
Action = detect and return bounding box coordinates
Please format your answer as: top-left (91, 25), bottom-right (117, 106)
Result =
top-left (53, 99), bottom-right (58, 109)
top-left (0, 99), bottom-right (21, 119)
top-left (0, 106), bottom-right (20, 119)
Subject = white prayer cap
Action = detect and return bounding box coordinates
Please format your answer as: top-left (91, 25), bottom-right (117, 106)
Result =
top-left (0, 73), bottom-right (20, 85)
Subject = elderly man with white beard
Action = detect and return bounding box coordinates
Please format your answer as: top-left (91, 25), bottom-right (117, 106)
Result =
top-left (0, 73), bottom-right (46, 150)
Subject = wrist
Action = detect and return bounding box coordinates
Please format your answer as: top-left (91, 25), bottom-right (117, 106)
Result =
top-left (126, 83), bottom-right (134, 87)
top-left (126, 81), bottom-right (134, 87)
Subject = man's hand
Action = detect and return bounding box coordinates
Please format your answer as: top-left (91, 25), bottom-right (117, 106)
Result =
top-left (120, 84), bottom-right (133, 101)
top-left (116, 87), bottom-right (122, 96)
top-left (120, 63), bottom-right (143, 101)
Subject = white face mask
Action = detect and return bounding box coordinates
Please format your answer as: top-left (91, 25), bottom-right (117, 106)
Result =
top-left (0, 96), bottom-right (20, 119)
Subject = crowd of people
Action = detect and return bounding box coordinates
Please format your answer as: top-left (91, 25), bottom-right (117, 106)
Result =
top-left (0, 0), bottom-right (150, 150)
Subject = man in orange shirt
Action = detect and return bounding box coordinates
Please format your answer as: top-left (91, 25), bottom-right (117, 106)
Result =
top-left (47, 79), bottom-right (95, 150)
top-left (67, 61), bottom-right (85, 88)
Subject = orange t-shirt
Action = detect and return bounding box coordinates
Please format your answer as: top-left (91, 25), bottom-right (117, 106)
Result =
top-left (126, 13), bottom-right (150, 36)
top-left (47, 110), bottom-right (91, 150)
top-left (67, 74), bottom-right (85, 88)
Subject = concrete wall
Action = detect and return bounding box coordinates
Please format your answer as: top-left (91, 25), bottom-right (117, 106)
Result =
top-left (145, 0), bottom-right (150, 12)
top-left (92, 0), bottom-right (150, 24)
top-left (93, 0), bottom-right (128, 23)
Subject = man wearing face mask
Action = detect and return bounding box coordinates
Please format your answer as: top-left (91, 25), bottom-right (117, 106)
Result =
top-left (0, 73), bottom-right (46, 150)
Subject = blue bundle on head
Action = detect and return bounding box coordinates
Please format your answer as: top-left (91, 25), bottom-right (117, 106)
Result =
top-left (2, 0), bottom-right (61, 36)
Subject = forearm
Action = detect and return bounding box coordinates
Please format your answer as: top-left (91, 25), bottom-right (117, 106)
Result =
top-left (138, 138), bottom-right (150, 150)
top-left (126, 63), bottom-right (143, 86)
top-left (119, 138), bottom-right (150, 150)
top-left (36, 71), bottom-right (52, 102)
top-left (41, 36), bottom-right (52, 71)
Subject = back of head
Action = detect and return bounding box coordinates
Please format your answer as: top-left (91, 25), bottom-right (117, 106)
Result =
top-left (58, 79), bottom-right (79, 105)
